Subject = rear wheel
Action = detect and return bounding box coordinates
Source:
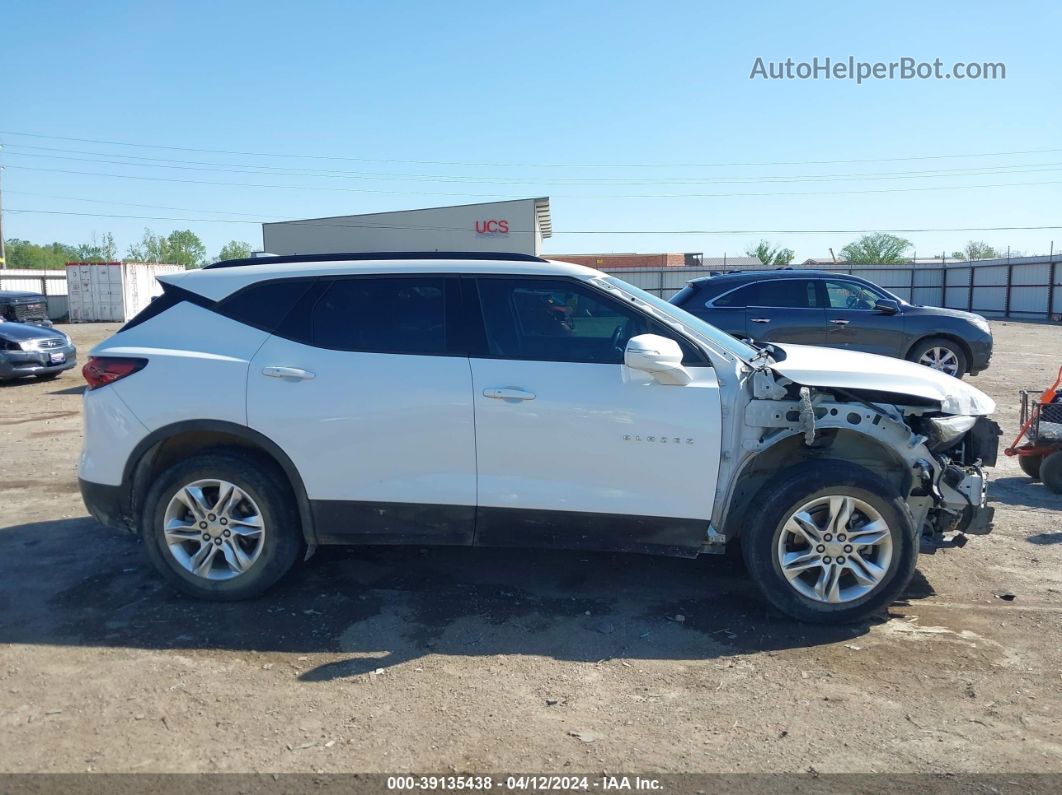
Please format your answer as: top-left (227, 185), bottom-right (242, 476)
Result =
top-left (1018, 454), bottom-right (1043, 481)
top-left (908, 337), bottom-right (967, 378)
top-left (741, 461), bottom-right (917, 624)
top-left (1041, 451), bottom-right (1062, 494)
top-left (141, 451), bottom-right (302, 600)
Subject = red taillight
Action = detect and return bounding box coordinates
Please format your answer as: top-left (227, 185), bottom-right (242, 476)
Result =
top-left (82, 356), bottom-right (148, 390)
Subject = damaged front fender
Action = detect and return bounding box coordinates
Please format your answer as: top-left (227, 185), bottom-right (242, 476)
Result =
top-left (715, 365), bottom-right (995, 551)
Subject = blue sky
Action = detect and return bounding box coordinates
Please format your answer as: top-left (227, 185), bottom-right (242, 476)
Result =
top-left (2, 0), bottom-right (1060, 261)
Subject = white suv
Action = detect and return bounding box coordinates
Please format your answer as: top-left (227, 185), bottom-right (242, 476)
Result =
top-left (78, 253), bottom-right (1000, 623)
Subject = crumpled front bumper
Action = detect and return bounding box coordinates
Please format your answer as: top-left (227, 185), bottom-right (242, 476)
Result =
top-left (922, 418), bottom-right (999, 550)
top-left (949, 463), bottom-right (994, 535)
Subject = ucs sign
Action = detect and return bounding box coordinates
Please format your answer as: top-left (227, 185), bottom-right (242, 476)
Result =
top-left (475, 220), bottom-right (509, 234)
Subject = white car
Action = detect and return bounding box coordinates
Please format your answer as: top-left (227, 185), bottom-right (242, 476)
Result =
top-left (77, 253), bottom-right (1000, 623)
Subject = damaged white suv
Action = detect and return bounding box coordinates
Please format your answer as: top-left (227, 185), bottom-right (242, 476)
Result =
top-left (78, 253), bottom-right (1000, 623)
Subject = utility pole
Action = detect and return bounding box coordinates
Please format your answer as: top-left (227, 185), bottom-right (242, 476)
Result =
top-left (0, 144), bottom-right (6, 270)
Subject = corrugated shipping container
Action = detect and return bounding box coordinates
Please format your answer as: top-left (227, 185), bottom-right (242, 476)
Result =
top-left (65, 262), bottom-right (184, 322)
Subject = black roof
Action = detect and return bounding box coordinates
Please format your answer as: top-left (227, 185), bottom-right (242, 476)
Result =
top-left (0, 290), bottom-right (46, 301)
top-left (203, 251), bottom-right (548, 270)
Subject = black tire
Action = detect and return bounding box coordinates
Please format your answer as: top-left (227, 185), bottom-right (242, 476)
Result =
top-left (1041, 451), bottom-right (1062, 495)
top-left (741, 461), bottom-right (918, 624)
top-left (141, 450), bottom-right (303, 600)
top-left (907, 337), bottom-right (968, 378)
top-left (35, 372), bottom-right (61, 381)
top-left (1018, 454), bottom-right (1043, 482)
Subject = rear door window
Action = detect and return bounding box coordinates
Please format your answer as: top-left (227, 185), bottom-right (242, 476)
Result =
top-left (753, 279), bottom-right (819, 308)
top-left (310, 277), bottom-right (449, 355)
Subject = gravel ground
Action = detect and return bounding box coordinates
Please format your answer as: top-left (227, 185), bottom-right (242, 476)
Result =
top-left (0, 320), bottom-right (1060, 774)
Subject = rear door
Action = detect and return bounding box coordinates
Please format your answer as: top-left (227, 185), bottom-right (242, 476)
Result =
top-left (246, 274), bottom-right (477, 545)
top-left (744, 278), bottom-right (827, 345)
top-left (821, 278), bottom-right (908, 356)
top-left (466, 276), bottom-right (722, 557)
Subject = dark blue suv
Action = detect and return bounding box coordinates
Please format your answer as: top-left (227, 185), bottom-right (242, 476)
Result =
top-left (670, 270), bottom-right (993, 378)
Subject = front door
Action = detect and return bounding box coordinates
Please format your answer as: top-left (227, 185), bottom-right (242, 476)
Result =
top-left (467, 276), bottom-right (722, 557)
top-left (247, 275), bottom-right (477, 545)
top-left (821, 279), bottom-right (908, 356)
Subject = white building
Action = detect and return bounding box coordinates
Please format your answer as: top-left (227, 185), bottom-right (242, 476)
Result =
top-left (262, 197), bottom-right (552, 257)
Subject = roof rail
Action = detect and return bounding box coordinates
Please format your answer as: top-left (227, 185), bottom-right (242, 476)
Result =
top-left (203, 251), bottom-right (549, 270)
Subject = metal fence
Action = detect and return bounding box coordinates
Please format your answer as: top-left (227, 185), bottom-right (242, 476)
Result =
top-left (603, 254), bottom-right (1062, 321)
top-left (4, 257), bottom-right (1061, 322)
top-left (0, 269), bottom-right (70, 320)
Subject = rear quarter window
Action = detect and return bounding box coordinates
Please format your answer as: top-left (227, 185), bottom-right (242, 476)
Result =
top-left (713, 283), bottom-right (759, 308)
top-left (216, 279), bottom-right (315, 333)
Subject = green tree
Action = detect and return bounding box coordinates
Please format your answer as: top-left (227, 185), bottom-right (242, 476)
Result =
top-left (164, 229), bottom-right (207, 268)
top-left (951, 241), bottom-right (1000, 261)
top-left (747, 240), bottom-right (795, 266)
top-left (839, 233), bottom-right (913, 264)
top-left (126, 229), bottom-right (166, 263)
top-left (76, 232), bottom-right (118, 262)
top-left (3, 239), bottom-right (78, 269)
top-left (126, 228), bottom-right (207, 268)
top-left (216, 240), bottom-right (253, 262)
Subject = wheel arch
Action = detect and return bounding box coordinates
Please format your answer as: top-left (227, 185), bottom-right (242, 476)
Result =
top-left (904, 332), bottom-right (973, 368)
top-left (719, 427), bottom-right (914, 542)
top-left (123, 420), bottom-right (316, 546)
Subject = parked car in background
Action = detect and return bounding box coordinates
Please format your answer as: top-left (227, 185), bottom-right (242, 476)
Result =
top-left (78, 253), bottom-right (998, 624)
top-left (0, 321), bottom-right (77, 382)
top-left (0, 290), bottom-right (52, 326)
top-left (670, 271), bottom-right (993, 378)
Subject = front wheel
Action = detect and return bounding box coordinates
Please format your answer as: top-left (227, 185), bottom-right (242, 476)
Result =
top-left (908, 337), bottom-right (967, 379)
top-left (141, 451), bottom-right (303, 600)
top-left (741, 461), bottom-right (917, 624)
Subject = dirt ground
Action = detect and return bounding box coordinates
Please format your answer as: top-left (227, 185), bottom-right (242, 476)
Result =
top-left (0, 320), bottom-right (1060, 775)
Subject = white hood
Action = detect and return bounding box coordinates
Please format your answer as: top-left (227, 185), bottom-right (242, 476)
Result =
top-left (768, 344), bottom-right (995, 416)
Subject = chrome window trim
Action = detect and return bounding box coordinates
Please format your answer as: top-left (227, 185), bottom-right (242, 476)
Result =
top-left (704, 277), bottom-right (821, 310)
top-left (705, 275), bottom-right (895, 311)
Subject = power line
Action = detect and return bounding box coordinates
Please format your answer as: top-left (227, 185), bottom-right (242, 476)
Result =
top-left (3, 128), bottom-right (1062, 169)
top-left (7, 208), bottom-right (1061, 235)
top-left (6, 143), bottom-right (1062, 185)
top-left (8, 163), bottom-right (1062, 199)
top-left (4, 189), bottom-right (276, 218)
top-left (9, 189), bottom-right (1062, 236)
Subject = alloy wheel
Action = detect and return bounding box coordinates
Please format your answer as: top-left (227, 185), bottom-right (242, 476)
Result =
top-left (918, 346), bottom-right (960, 376)
top-left (162, 479), bottom-right (265, 580)
top-left (775, 495), bottom-right (893, 604)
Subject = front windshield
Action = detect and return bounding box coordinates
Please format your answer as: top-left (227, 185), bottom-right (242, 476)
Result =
top-left (598, 275), bottom-right (759, 362)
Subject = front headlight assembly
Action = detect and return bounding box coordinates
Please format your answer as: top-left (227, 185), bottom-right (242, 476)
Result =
top-left (924, 415), bottom-right (978, 452)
